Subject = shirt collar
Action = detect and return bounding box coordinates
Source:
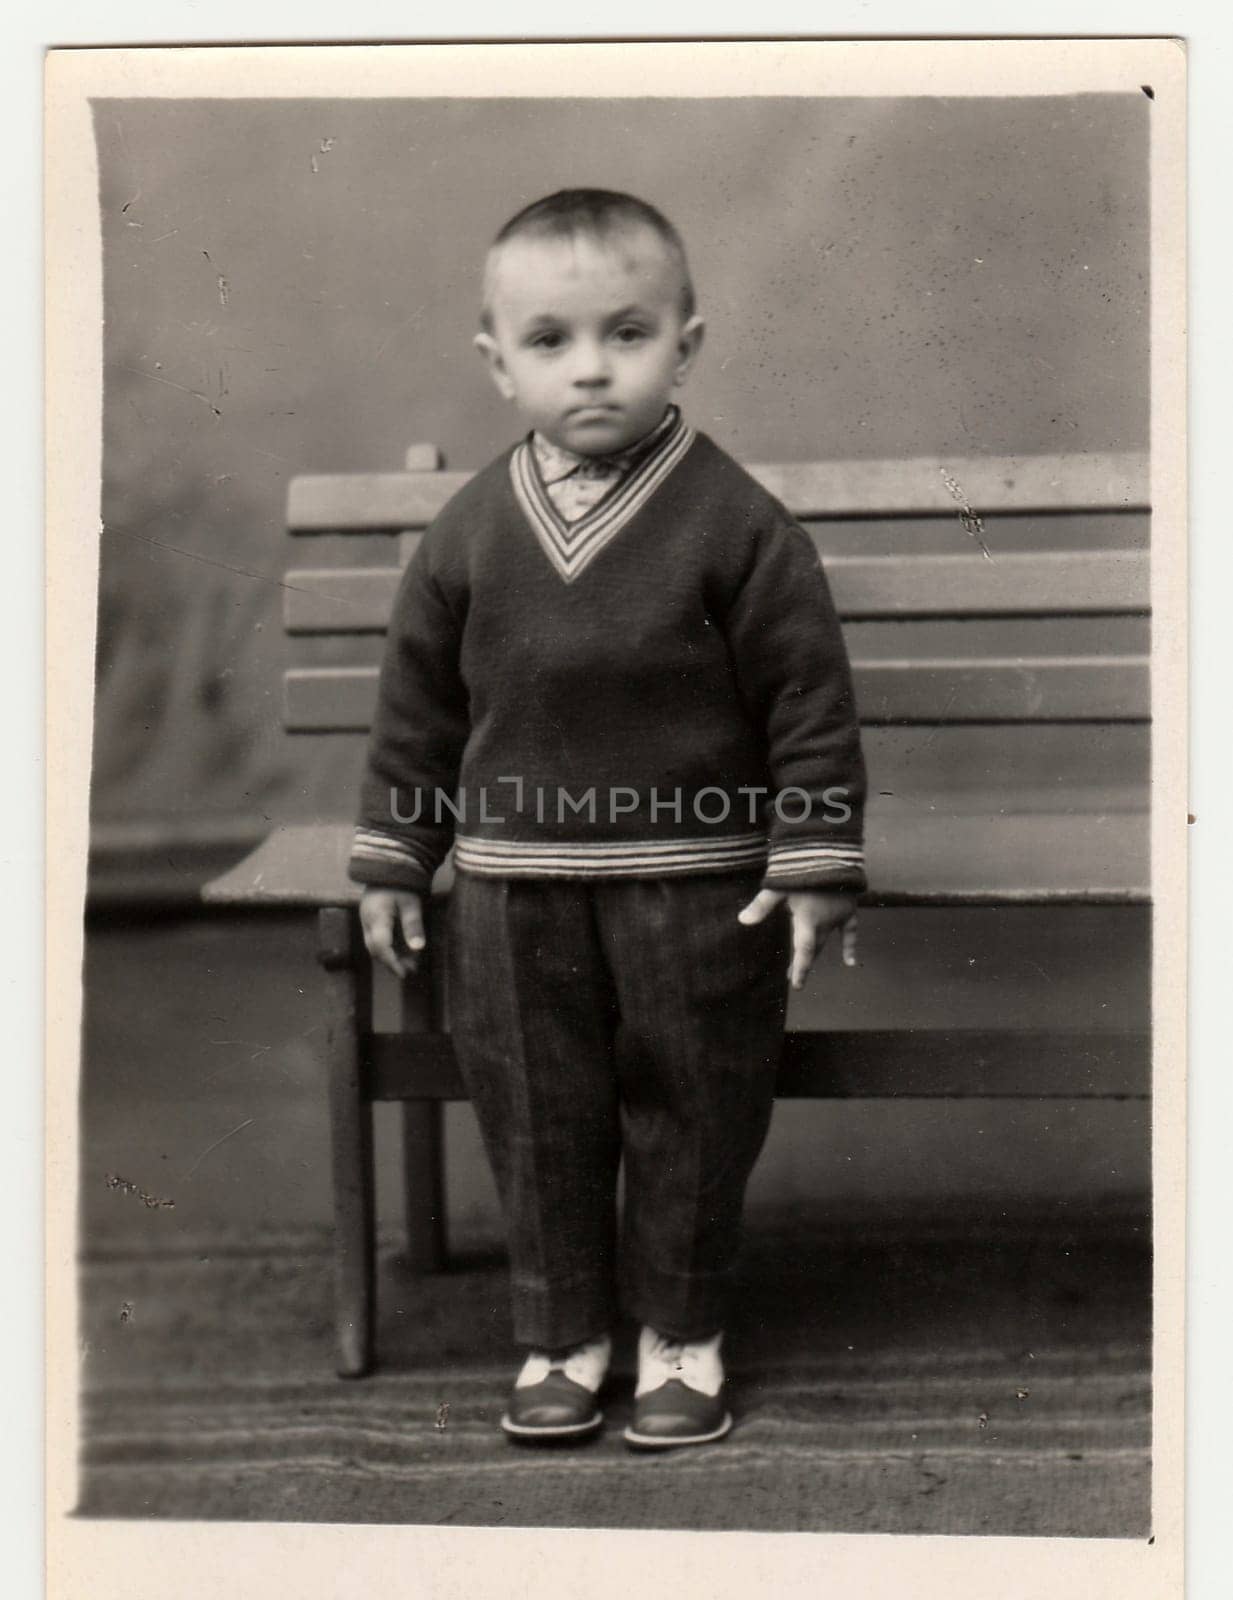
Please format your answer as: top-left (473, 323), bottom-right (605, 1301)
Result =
top-left (531, 405), bottom-right (680, 485)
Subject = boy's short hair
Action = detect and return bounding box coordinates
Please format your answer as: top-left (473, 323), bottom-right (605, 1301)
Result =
top-left (481, 188), bottom-right (696, 330)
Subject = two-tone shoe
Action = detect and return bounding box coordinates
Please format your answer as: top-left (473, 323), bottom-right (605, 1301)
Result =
top-left (623, 1327), bottom-right (733, 1449)
top-left (500, 1333), bottom-right (611, 1442)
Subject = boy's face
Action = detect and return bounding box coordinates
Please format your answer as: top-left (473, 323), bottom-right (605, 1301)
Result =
top-left (475, 226), bottom-right (704, 456)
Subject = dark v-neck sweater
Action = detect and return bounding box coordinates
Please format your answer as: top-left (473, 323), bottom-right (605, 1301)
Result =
top-left (350, 412), bottom-right (867, 895)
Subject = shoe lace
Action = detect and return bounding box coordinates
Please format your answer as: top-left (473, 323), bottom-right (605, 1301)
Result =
top-left (649, 1333), bottom-right (696, 1385)
top-left (540, 1336), bottom-right (609, 1387)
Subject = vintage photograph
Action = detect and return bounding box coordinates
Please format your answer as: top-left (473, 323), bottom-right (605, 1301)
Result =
top-left (46, 38), bottom-right (1185, 1584)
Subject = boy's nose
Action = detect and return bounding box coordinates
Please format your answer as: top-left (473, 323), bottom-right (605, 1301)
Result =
top-left (571, 341), bottom-right (612, 387)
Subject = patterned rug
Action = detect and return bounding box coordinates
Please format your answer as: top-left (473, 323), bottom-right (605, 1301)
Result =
top-left (76, 1214), bottom-right (1151, 1535)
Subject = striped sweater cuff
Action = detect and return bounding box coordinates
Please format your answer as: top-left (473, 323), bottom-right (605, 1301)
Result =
top-left (348, 827), bottom-right (441, 893)
top-left (762, 841), bottom-right (866, 894)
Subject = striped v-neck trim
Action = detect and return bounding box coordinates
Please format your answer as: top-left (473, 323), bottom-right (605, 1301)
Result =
top-left (510, 411), bottom-right (696, 583)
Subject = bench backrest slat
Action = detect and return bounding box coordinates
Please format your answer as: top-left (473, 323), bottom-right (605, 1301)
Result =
top-left (283, 549), bottom-right (1149, 634)
top-left (284, 656), bottom-right (1148, 733)
top-left (287, 451), bottom-right (1149, 532)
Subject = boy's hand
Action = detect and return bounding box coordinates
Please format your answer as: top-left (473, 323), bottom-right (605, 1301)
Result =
top-left (359, 887), bottom-right (426, 979)
top-left (738, 888), bottom-right (859, 991)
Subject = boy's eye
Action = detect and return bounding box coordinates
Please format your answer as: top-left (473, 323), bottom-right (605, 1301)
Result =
top-left (612, 325), bottom-right (649, 344)
top-left (527, 330), bottom-right (566, 350)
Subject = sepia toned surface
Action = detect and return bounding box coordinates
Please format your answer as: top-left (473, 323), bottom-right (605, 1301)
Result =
top-left (46, 37), bottom-right (1187, 1600)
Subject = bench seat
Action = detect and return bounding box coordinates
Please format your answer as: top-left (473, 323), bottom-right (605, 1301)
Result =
top-left (204, 804), bottom-right (1149, 910)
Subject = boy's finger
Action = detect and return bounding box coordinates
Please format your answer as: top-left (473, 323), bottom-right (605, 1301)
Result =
top-left (789, 927), bottom-right (818, 991)
top-left (368, 932), bottom-right (408, 979)
top-left (399, 900), bottom-right (427, 954)
top-left (361, 906), bottom-right (408, 978)
top-left (737, 888), bottom-right (785, 925)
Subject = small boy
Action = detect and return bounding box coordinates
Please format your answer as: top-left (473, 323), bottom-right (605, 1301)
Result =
top-left (350, 190), bottom-right (866, 1449)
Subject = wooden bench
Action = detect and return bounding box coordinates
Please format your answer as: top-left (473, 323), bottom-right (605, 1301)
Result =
top-left (204, 444), bottom-right (1151, 1378)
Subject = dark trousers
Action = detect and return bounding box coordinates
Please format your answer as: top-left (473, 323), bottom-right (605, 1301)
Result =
top-left (447, 869), bottom-right (791, 1350)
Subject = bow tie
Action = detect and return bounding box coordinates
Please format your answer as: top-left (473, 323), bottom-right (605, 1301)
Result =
top-left (531, 406), bottom-right (679, 487)
top-left (532, 435), bottom-right (642, 487)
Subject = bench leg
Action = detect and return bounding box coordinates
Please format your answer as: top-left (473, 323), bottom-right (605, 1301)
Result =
top-left (318, 907), bottom-right (375, 1378)
top-left (401, 1101), bottom-right (447, 1271)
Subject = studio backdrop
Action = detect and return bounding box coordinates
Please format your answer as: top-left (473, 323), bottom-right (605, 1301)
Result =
top-left (88, 94), bottom-right (1148, 836)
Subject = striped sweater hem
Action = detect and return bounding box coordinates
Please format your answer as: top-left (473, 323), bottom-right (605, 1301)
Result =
top-left (763, 843), bottom-right (867, 891)
top-left (351, 828), bottom-right (440, 888)
top-left (453, 832), bottom-right (770, 878)
top-left (349, 827), bottom-right (866, 892)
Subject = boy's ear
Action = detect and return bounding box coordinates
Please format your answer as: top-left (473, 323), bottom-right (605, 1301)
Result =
top-left (673, 316), bottom-right (705, 386)
top-left (474, 331), bottom-right (517, 401)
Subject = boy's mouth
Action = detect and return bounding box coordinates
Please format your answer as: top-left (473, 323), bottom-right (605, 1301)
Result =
top-left (567, 404), bottom-right (622, 420)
